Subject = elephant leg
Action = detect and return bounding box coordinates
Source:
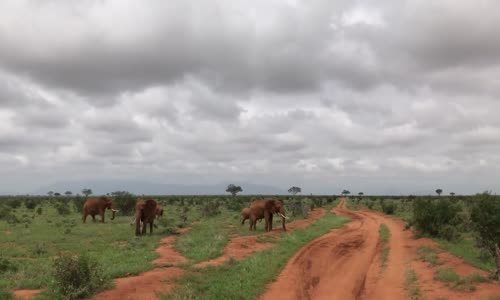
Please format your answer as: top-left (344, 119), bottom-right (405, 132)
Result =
top-left (269, 214), bottom-right (273, 231)
top-left (141, 220), bottom-right (147, 235)
top-left (150, 221), bottom-right (153, 235)
top-left (82, 213), bottom-right (87, 223)
top-left (92, 214), bottom-right (96, 222)
top-left (100, 210), bottom-right (105, 223)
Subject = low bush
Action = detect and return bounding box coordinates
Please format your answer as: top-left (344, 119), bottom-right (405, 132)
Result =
top-left (0, 256), bottom-right (18, 273)
top-left (413, 198), bottom-right (462, 240)
top-left (52, 253), bottom-right (110, 300)
top-left (112, 191), bottom-right (136, 215)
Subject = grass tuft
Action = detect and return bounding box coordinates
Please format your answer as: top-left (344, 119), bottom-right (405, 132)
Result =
top-left (379, 224), bottom-right (390, 270)
top-left (416, 245), bottom-right (441, 266)
top-left (434, 268), bottom-right (488, 291)
top-left (405, 268), bottom-right (421, 299)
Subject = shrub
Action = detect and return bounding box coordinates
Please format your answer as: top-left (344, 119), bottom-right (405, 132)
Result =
top-left (52, 253), bottom-right (110, 299)
top-left (0, 205), bottom-right (11, 220)
top-left (381, 201), bottom-right (396, 215)
top-left (5, 198), bottom-right (21, 209)
top-left (36, 207), bottom-right (43, 215)
top-left (413, 198), bottom-right (462, 240)
top-left (112, 191), bottom-right (136, 215)
top-left (24, 198), bottom-right (38, 210)
top-left (33, 243), bottom-right (48, 256)
top-left (73, 195), bottom-right (86, 213)
top-left (470, 192), bottom-right (500, 279)
top-left (201, 200), bottom-right (221, 217)
top-left (0, 289), bottom-right (13, 300)
top-left (0, 257), bottom-right (17, 273)
top-left (55, 201), bottom-right (71, 216)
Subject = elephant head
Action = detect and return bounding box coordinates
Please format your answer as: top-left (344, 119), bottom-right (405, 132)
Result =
top-left (265, 198), bottom-right (288, 231)
top-left (102, 196), bottom-right (119, 220)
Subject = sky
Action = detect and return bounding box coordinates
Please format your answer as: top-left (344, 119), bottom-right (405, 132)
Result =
top-left (1, 0), bottom-right (500, 195)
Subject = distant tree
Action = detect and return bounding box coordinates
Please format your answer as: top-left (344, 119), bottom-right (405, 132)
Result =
top-left (435, 189), bottom-right (443, 196)
top-left (341, 190), bottom-right (351, 196)
top-left (65, 191), bottom-right (72, 196)
top-left (82, 188), bottom-right (93, 198)
top-left (226, 184), bottom-right (243, 196)
top-left (288, 186), bottom-right (302, 196)
top-left (450, 192), bottom-right (455, 197)
top-left (54, 192), bottom-right (61, 197)
top-left (358, 192), bottom-right (364, 196)
top-left (48, 191), bottom-right (54, 197)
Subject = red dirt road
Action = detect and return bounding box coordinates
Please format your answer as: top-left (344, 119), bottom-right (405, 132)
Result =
top-left (260, 198), bottom-right (500, 300)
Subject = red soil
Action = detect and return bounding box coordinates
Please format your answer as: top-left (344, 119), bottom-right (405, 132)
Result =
top-left (260, 198), bottom-right (500, 300)
top-left (12, 290), bottom-right (41, 299)
top-left (91, 228), bottom-right (191, 300)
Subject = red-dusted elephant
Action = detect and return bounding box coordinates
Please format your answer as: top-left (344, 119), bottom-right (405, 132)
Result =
top-left (82, 196), bottom-right (119, 223)
top-left (155, 205), bottom-right (164, 219)
top-left (135, 199), bottom-right (157, 236)
top-left (249, 198), bottom-right (287, 232)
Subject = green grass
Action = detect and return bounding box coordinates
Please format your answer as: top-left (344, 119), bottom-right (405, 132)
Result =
top-left (174, 211), bottom-right (233, 263)
top-left (438, 236), bottom-right (495, 272)
top-left (405, 268), bottom-right (421, 299)
top-left (345, 198), bottom-right (359, 210)
top-left (434, 268), bottom-right (488, 291)
top-left (163, 212), bottom-right (351, 300)
top-left (416, 245), bottom-right (441, 266)
top-left (379, 224), bottom-right (390, 270)
top-left (0, 203), bottom-right (191, 295)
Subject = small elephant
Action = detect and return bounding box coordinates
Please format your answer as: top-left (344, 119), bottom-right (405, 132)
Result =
top-left (241, 207), bottom-right (262, 225)
top-left (135, 199), bottom-right (157, 236)
top-left (82, 196), bottom-right (119, 223)
top-left (155, 205), bottom-right (164, 219)
top-left (249, 198), bottom-right (287, 232)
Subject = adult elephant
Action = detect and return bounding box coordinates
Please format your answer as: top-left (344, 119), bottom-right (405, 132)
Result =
top-left (135, 199), bottom-right (157, 236)
top-left (249, 198), bottom-right (287, 232)
top-left (82, 196), bottom-right (119, 223)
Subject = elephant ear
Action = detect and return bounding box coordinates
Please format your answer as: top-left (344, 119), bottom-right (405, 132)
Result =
top-left (264, 199), bottom-right (277, 212)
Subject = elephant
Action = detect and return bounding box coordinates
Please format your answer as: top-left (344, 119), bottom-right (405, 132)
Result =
top-left (241, 207), bottom-right (263, 225)
top-left (155, 205), bottom-right (164, 219)
top-left (135, 199), bottom-right (157, 236)
top-left (82, 196), bottom-right (119, 223)
top-left (249, 198), bottom-right (287, 232)
top-left (130, 203), bottom-right (163, 225)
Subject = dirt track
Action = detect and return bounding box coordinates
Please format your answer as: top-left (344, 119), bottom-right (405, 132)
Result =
top-left (260, 198), bottom-right (500, 300)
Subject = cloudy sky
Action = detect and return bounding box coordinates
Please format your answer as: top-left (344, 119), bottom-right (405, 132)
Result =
top-left (1, 0), bottom-right (500, 195)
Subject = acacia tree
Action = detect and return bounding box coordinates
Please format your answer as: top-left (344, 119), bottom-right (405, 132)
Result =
top-left (288, 186), bottom-right (302, 196)
top-left (341, 189), bottom-right (351, 196)
top-left (470, 192), bottom-right (500, 279)
top-left (435, 189), bottom-right (443, 196)
top-left (65, 191), bottom-right (72, 196)
top-left (450, 192), bottom-right (455, 197)
top-left (47, 191), bottom-right (54, 197)
top-left (226, 184), bottom-right (243, 196)
top-left (82, 188), bottom-right (93, 198)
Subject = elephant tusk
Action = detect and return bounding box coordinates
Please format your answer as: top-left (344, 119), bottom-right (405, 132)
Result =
top-left (111, 209), bottom-right (119, 212)
top-left (279, 213), bottom-right (288, 219)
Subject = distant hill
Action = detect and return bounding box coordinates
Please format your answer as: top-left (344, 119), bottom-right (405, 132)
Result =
top-left (32, 179), bottom-right (284, 196)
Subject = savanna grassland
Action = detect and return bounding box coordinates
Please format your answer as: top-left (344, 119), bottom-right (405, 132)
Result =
top-left (0, 194), bottom-right (337, 299)
top-left (1, 192), bottom-right (499, 300)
